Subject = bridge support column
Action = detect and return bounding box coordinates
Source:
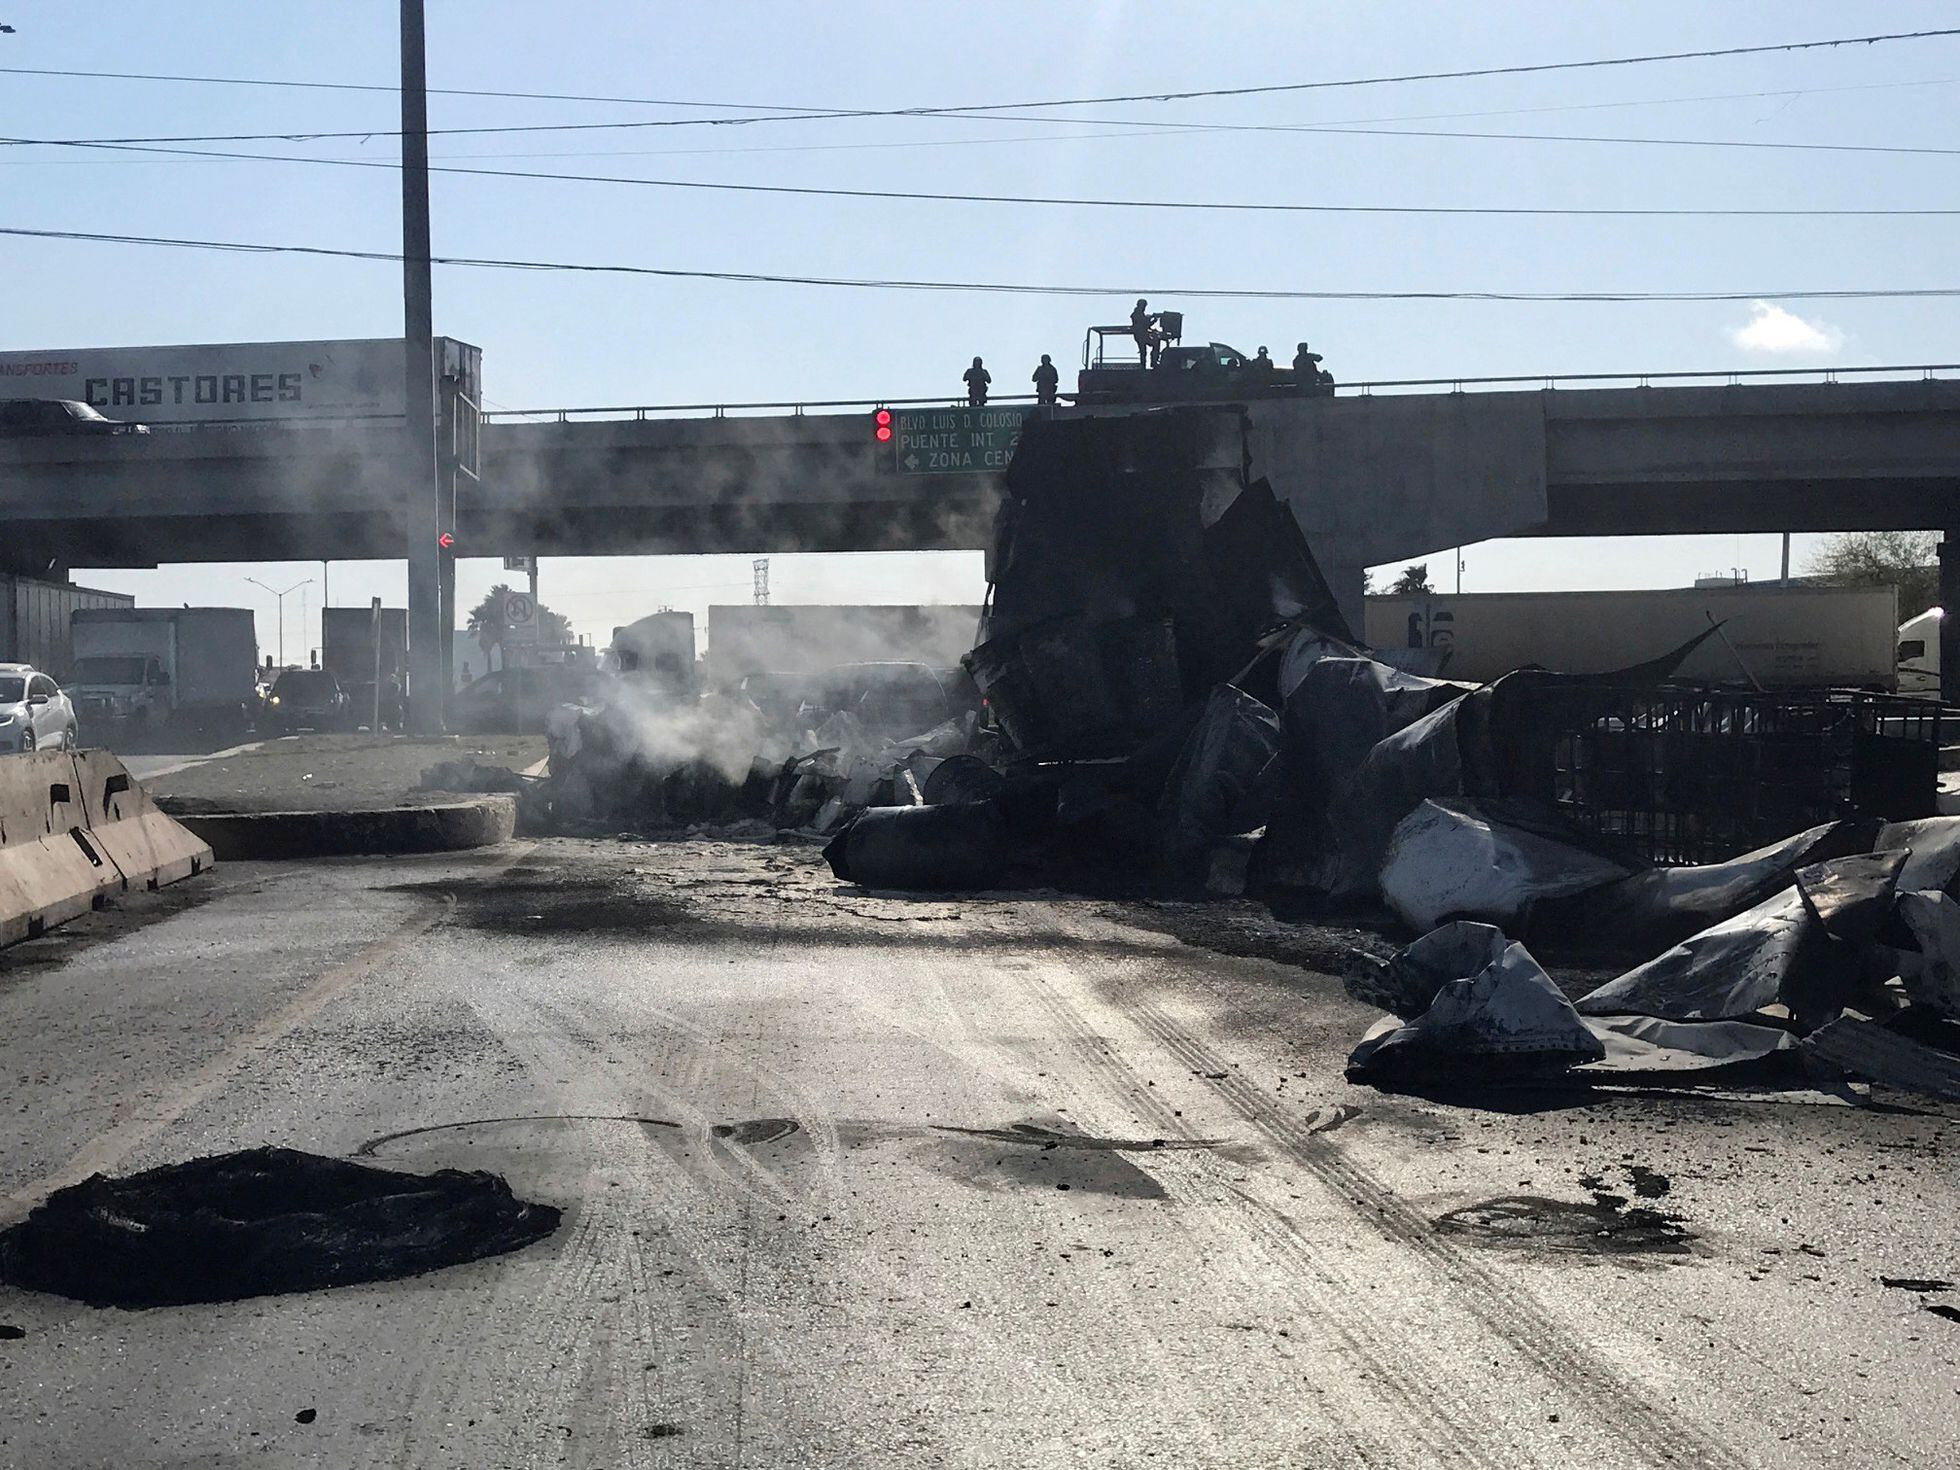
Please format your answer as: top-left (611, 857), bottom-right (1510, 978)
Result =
top-left (1942, 531), bottom-right (1960, 707)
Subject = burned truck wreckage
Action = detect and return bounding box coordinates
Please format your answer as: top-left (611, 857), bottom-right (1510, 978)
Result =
top-left (440, 406), bottom-right (1960, 1103)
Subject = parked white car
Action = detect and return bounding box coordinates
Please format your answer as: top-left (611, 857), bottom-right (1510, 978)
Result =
top-left (0, 663), bottom-right (79, 753)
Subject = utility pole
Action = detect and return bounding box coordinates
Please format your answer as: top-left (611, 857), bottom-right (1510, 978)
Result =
top-left (753, 558), bottom-right (770, 606)
top-left (401, 0), bottom-right (444, 733)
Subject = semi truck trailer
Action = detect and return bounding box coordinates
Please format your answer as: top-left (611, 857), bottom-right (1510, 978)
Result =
top-left (321, 605), bottom-right (408, 730)
top-left (1366, 584), bottom-right (1902, 689)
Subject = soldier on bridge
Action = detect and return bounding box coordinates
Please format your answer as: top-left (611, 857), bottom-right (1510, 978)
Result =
top-left (963, 356), bottom-right (992, 407)
top-left (1032, 354), bottom-right (1059, 406)
top-left (1293, 341), bottom-right (1332, 394)
top-left (1131, 299), bottom-right (1162, 367)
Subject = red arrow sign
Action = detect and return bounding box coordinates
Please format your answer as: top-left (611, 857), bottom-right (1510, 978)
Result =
top-left (437, 532), bottom-right (455, 549)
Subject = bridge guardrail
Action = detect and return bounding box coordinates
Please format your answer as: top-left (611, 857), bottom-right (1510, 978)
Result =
top-left (478, 363), bottom-right (1960, 424)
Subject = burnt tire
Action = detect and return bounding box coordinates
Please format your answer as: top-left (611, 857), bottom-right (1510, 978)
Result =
top-left (0, 1147), bottom-right (560, 1309)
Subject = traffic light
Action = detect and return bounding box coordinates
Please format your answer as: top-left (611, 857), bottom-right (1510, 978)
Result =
top-left (873, 407), bottom-right (893, 443)
top-left (437, 531), bottom-right (455, 550)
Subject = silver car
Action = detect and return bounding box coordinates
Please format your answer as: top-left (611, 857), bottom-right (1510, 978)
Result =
top-left (0, 663), bottom-right (79, 753)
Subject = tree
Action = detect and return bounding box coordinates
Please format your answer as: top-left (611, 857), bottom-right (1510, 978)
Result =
top-left (1389, 563), bottom-right (1434, 595)
top-left (466, 583), bottom-right (575, 668)
top-left (1806, 531), bottom-right (1940, 619)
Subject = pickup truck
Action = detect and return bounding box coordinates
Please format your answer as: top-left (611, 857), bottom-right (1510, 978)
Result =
top-left (1074, 324), bottom-right (1334, 406)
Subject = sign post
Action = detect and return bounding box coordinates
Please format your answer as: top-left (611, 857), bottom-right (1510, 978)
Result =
top-left (370, 596), bottom-right (384, 734)
top-left (502, 589), bottom-right (539, 650)
top-left (887, 406), bottom-right (1030, 475)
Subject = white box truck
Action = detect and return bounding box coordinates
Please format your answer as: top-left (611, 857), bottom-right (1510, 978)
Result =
top-left (68, 607), bottom-right (259, 738)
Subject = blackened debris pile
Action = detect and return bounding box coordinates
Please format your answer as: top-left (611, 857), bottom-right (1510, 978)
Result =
top-left (1346, 831), bottom-right (1960, 1101)
top-left (967, 407), bottom-right (1349, 758)
top-left (0, 1147), bottom-right (561, 1308)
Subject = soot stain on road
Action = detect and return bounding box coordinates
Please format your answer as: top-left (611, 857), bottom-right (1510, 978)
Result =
top-left (1433, 1192), bottom-right (1695, 1259)
top-left (387, 873), bottom-right (698, 936)
top-left (356, 1114), bottom-right (683, 1157)
top-left (713, 1117), bottom-right (802, 1145)
top-left (935, 1122), bottom-right (1216, 1153)
top-left (921, 1119), bottom-right (1224, 1200)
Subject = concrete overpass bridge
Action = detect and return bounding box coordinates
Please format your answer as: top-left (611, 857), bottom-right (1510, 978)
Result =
top-left (4, 363), bottom-right (1957, 692)
top-left (3, 365), bottom-right (1954, 572)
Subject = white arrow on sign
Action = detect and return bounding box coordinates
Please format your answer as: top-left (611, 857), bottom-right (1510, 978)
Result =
top-left (903, 452), bottom-right (920, 470)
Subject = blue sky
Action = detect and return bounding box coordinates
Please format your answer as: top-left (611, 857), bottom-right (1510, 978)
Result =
top-left (4, 2), bottom-right (1955, 655)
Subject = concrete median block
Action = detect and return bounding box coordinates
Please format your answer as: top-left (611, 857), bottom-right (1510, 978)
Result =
top-left (69, 749), bottom-right (213, 892)
top-left (0, 750), bottom-right (124, 949)
top-left (171, 795), bottom-right (517, 861)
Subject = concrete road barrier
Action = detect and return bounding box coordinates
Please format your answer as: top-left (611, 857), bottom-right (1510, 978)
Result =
top-left (0, 751), bottom-right (118, 948)
top-left (0, 749), bottom-right (210, 949)
top-left (172, 795), bottom-right (517, 861)
top-left (70, 749), bottom-right (211, 892)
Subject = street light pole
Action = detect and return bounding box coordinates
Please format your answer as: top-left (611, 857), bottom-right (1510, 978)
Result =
top-left (246, 577), bottom-right (313, 669)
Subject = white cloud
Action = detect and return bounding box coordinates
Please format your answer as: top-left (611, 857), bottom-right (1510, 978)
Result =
top-left (1728, 300), bottom-right (1844, 355)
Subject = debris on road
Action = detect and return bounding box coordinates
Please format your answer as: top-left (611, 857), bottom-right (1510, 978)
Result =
top-left (1800, 1016), bottom-right (1960, 1102)
top-left (823, 802), bottom-right (1010, 891)
top-left (417, 756), bottom-right (552, 832)
top-left (0, 1147), bottom-right (560, 1308)
top-left (1345, 925), bottom-right (1605, 1084)
top-left (1377, 797), bottom-right (1635, 933)
top-left (1349, 820), bottom-right (1960, 1101)
top-left (1157, 685), bottom-right (1282, 883)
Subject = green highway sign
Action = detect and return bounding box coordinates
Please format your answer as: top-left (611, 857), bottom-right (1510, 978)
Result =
top-left (890, 406), bottom-right (1031, 475)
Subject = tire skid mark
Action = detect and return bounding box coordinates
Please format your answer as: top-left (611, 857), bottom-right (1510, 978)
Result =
top-left (445, 982), bottom-right (766, 1462)
top-left (548, 990), bottom-right (808, 1216)
top-left (561, 983), bottom-right (851, 1207)
top-left (546, 977), bottom-right (1115, 1434)
top-left (1012, 968), bottom-right (1492, 1470)
top-left (560, 950), bottom-right (1203, 1453)
top-left (1126, 995), bottom-right (1749, 1470)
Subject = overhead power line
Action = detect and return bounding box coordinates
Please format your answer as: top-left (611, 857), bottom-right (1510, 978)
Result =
top-left (4, 224), bottom-right (1955, 303)
top-left (2, 25), bottom-right (1956, 139)
top-left (11, 136), bottom-right (1959, 213)
top-left (14, 108), bottom-right (1960, 162)
top-left (412, 76), bottom-right (1960, 162)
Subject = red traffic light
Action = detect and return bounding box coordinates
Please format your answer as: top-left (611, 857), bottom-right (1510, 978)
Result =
top-left (873, 407), bottom-right (893, 443)
top-left (437, 531), bottom-right (455, 549)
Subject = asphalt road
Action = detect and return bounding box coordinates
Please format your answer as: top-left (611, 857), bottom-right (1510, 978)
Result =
top-left (2, 837), bottom-right (1956, 1468)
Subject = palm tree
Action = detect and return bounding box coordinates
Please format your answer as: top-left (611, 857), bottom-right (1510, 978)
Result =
top-left (467, 584), bottom-right (515, 670)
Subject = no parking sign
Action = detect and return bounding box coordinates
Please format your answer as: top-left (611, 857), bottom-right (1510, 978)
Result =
top-left (502, 590), bottom-right (539, 645)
